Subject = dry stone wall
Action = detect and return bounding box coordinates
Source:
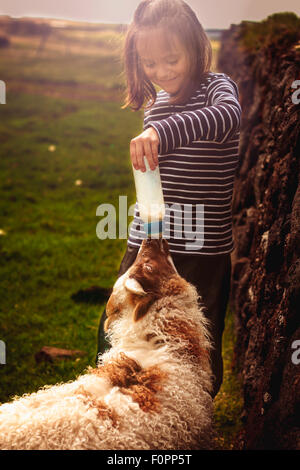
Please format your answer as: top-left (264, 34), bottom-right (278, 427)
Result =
top-left (218, 20), bottom-right (300, 449)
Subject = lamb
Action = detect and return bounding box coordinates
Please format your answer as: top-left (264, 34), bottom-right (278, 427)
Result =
top-left (0, 238), bottom-right (215, 450)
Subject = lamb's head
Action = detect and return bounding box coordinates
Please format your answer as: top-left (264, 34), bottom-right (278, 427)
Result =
top-left (104, 238), bottom-right (188, 331)
top-left (104, 239), bottom-right (212, 377)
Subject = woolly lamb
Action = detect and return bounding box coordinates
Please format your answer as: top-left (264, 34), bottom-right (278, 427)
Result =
top-left (0, 238), bottom-right (214, 450)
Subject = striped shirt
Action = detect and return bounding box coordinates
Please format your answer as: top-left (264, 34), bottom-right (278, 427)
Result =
top-left (128, 72), bottom-right (242, 255)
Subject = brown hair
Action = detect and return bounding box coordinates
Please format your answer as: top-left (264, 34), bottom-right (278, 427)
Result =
top-left (121, 0), bottom-right (212, 111)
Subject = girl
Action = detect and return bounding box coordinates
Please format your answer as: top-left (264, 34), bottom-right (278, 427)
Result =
top-left (97, 0), bottom-right (241, 399)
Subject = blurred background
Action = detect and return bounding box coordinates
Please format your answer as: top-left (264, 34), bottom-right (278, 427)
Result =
top-left (0, 0), bottom-right (299, 450)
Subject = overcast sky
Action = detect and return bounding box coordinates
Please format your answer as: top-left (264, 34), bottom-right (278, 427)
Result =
top-left (0, 0), bottom-right (299, 29)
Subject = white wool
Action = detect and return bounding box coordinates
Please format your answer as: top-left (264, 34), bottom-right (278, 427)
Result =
top-left (0, 269), bottom-right (215, 450)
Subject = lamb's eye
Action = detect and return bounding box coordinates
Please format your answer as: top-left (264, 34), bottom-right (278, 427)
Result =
top-left (144, 264), bottom-right (153, 273)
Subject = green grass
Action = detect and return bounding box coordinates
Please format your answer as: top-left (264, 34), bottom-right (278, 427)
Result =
top-left (213, 308), bottom-right (244, 449)
top-left (0, 89), bottom-right (141, 402)
top-left (0, 52), bottom-right (123, 88)
top-left (239, 12), bottom-right (300, 52)
top-left (0, 22), bottom-right (243, 449)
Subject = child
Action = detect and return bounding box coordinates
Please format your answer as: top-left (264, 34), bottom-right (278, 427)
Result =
top-left (97, 0), bottom-right (241, 399)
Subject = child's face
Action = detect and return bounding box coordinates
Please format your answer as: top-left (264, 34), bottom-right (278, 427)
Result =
top-left (136, 28), bottom-right (190, 97)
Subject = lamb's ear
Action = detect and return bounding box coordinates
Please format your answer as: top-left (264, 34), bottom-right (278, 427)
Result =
top-left (133, 295), bottom-right (155, 322)
top-left (106, 294), bottom-right (120, 317)
top-left (125, 277), bottom-right (147, 296)
top-left (104, 315), bottom-right (117, 332)
top-left (161, 238), bottom-right (170, 255)
top-left (104, 294), bottom-right (121, 332)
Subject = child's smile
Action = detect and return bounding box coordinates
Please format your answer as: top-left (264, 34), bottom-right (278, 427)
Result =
top-left (136, 28), bottom-right (190, 97)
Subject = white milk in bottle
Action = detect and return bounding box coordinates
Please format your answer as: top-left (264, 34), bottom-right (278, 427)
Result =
top-left (132, 157), bottom-right (165, 238)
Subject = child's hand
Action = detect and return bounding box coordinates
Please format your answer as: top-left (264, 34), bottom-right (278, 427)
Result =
top-left (130, 127), bottom-right (159, 172)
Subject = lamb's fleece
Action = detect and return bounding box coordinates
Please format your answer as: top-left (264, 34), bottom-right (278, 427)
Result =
top-left (0, 238), bottom-right (215, 450)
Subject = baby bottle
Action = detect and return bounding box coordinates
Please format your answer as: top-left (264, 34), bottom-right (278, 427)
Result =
top-left (132, 157), bottom-right (165, 238)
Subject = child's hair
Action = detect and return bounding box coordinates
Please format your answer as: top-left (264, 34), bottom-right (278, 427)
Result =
top-left (121, 0), bottom-right (212, 111)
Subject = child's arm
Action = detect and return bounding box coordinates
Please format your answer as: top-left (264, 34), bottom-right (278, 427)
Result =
top-left (145, 75), bottom-right (241, 155)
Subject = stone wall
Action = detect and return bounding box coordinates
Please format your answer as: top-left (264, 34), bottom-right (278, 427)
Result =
top-left (218, 19), bottom-right (300, 449)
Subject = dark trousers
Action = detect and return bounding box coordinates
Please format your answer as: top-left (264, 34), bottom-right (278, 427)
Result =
top-left (96, 245), bottom-right (231, 398)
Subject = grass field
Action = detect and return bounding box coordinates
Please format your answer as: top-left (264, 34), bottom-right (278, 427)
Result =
top-left (0, 20), bottom-right (242, 449)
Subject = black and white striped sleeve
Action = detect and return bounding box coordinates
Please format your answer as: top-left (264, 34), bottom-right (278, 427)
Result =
top-left (146, 76), bottom-right (242, 154)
